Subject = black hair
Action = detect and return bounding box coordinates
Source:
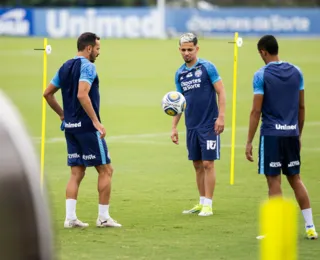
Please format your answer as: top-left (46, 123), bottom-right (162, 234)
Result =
top-left (77, 32), bottom-right (100, 52)
top-left (257, 35), bottom-right (279, 55)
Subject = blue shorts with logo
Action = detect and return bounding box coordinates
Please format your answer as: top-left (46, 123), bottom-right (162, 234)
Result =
top-left (187, 125), bottom-right (220, 161)
top-left (258, 135), bottom-right (300, 176)
top-left (65, 131), bottom-right (111, 167)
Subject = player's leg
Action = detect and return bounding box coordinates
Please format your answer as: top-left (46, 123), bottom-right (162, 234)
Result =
top-left (197, 126), bottom-right (220, 216)
top-left (265, 175), bottom-right (282, 197)
top-left (282, 136), bottom-right (317, 239)
top-left (182, 129), bottom-right (203, 214)
top-left (76, 131), bottom-right (121, 227)
top-left (259, 136), bottom-right (282, 196)
top-left (95, 164), bottom-right (121, 227)
top-left (286, 174), bottom-right (317, 239)
top-left (255, 136), bottom-right (282, 238)
top-left (64, 132), bottom-right (88, 228)
top-left (194, 160), bottom-right (206, 204)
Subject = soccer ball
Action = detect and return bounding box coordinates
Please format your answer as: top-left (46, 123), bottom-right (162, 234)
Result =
top-left (161, 91), bottom-right (186, 116)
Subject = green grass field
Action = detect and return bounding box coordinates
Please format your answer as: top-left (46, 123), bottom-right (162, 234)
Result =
top-left (0, 36), bottom-right (319, 260)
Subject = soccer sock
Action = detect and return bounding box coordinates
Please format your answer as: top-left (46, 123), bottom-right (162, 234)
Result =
top-left (66, 199), bottom-right (77, 220)
top-left (199, 196), bottom-right (205, 205)
top-left (203, 198), bottom-right (212, 207)
top-left (302, 208), bottom-right (315, 229)
top-left (99, 204), bottom-right (110, 220)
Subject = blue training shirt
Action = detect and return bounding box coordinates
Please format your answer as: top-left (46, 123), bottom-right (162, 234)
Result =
top-left (50, 56), bottom-right (100, 133)
top-left (175, 58), bottom-right (221, 129)
top-left (253, 61), bottom-right (304, 136)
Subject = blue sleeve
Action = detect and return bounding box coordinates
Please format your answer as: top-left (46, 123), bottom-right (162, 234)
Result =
top-left (253, 70), bottom-right (264, 95)
top-left (294, 65), bottom-right (304, 90)
top-left (175, 70), bottom-right (183, 93)
top-left (50, 70), bottom-right (60, 88)
top-left (203, 61), bottom-right (221, 84)
top-left (79, 60), bottom-right (97, 86)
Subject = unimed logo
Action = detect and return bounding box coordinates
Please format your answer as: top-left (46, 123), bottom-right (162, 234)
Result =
top-left (275, 124), bottom-right (297, 130)
top-left (64, 122), bottom-right (82, 129)
top-left (46, 9), bottom-right (161, 38)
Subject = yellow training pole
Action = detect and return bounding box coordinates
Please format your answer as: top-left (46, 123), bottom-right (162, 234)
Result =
top-left (230, 32), bottom-right (239, 185)
top-left (260, 197), bottom-right (298, 260)
top-left (40, 38), bottom-right (48, 189)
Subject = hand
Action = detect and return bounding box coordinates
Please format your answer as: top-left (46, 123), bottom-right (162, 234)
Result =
top-left (245, 142), bottom-right (254, 162)
top-left (171, 128), bottom-right (179, 145)
top-left (93, 121), bottom-right (106, 139)
top-left (214, 116), bottom-right (225, 135)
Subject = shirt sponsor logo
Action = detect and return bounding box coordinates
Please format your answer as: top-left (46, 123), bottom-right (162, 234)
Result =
top-left (65, 122), bottom-right (82, 128)
top-left (275, 124), bottom-right (297, 130)
top-left (181, 78), bottom-right (201, 91)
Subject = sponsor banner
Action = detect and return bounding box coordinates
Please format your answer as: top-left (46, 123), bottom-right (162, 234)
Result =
top-left (0, 8), bottom-right (32, 36)
top-left (166, 8), bottom-right (320, 37)
top-left (33, 8), bottom-right (162, 38)
top-left (1, 7), bottom-right (320, 38)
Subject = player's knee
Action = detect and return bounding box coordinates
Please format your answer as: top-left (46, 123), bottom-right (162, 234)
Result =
top-left (193, 160), bottom-right (203, 172)
top-left (97, 164), bottom-right (113, 177)
top-left (287, 174), bottom-right (302, 188)
top-left (71, 167), bottom-right (85, 183)
top-left (202, 161), bottom-right (214, 171)
top-left (107, 165), bottom-right (114, 177)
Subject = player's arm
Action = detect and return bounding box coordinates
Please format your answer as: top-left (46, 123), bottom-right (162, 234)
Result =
top-left (298, 90), bottom-right (305, 138)
top-left (213, 80), bottom-right (226, 134)
top-left (172, 114), bottom-right (182, 129)
top-left (43, 71), bottom-right (64, 121)
top-left (77, 62), bottom-right (105, 138)
top-left (246, 71), bottom-right (264, 162)
top-left (77, 62), bottom-right (100, 123)
top-left (77, 81), bottom-right (100, 123)
top-left (171, 72), bottom-right (183, 145)
top-left (247, 95), bottom-right (263, 144)
top-left (298, 69), bottom-right (305, 138)
top-left (206, 61), bottom-right (226, 135)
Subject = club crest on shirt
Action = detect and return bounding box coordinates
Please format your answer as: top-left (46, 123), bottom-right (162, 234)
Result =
top-left (195, 69), bottom-right (202, 78)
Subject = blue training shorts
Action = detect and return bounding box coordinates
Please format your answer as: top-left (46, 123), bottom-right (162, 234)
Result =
top-left (187, 125), bottom-right (220, 161)
top-left (65, 131), bottom-right (111, 167)
top-left (258, 135), bottom-right (300, 176)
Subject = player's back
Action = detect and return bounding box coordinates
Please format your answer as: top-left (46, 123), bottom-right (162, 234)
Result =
top-left (57, 56), bottom-right (100, 133)
top-left (254, 61), bottom-right (303, 136)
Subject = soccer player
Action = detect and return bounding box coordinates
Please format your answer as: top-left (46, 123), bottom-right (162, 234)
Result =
top-left (43, 32), bottom-right (121, 228)
top-left (246, 35), bottom-right (317, 239)
top-left (171, 33), bottom-right (226, 216)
